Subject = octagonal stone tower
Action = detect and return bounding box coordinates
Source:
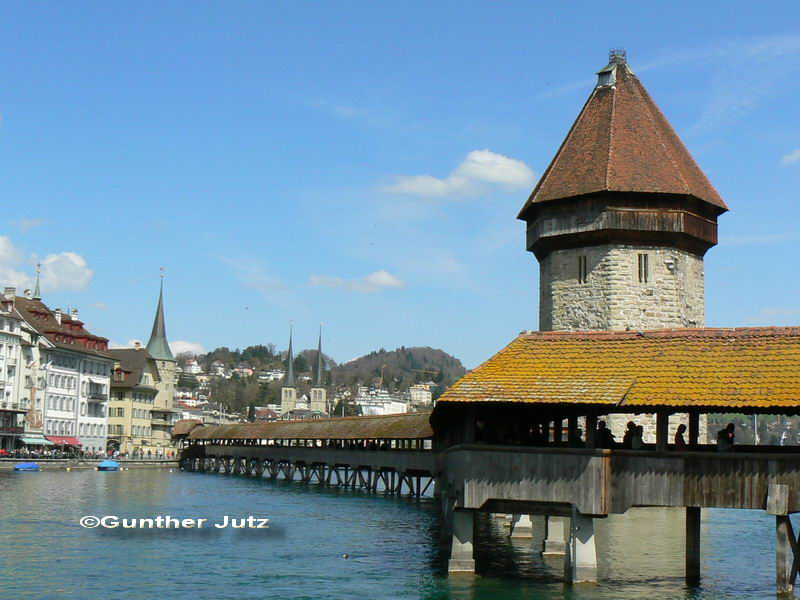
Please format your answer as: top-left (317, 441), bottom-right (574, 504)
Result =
top-left (518, 51), bottom-right (728, 333)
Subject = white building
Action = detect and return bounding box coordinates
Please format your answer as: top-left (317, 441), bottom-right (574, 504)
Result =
top-left (184, 359), bottom-right (203, 374)
top-left (410, 383), bottom-right (434, 405)
top-left (259, 369), bottom-right (285, 382)
top-left (15, 287), bottom-right (114, 455)
top-left (354, 388), bottom-right (409, 416)
top-left (0, 290), bottom-right (27, 451)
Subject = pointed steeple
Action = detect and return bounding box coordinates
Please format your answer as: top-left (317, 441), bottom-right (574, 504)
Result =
top-left (518, 50), bottom-right (727, 220)
top-left (314, 324), bottom-right (324, 387)
top-left (32, 263), bottom-right (42, 300)
top-left (284, 322), bottom-right (295, 386)
top-left (146, 273), bottom-right (174, 361)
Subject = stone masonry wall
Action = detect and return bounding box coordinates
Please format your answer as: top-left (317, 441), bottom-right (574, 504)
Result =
top-left (540, 244), bottom-right (707, 443)
top-left (539, 245), bottom-right (705, 332)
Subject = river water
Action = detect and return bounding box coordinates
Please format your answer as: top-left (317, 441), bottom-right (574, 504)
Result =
top-left (0, 468), bottom-right (792, 599)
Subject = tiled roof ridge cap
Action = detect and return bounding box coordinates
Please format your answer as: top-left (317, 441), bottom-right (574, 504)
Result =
top-left (520, 326), bottom-right (800, 339)
top-left (605, 80), bottom-right (615, 190)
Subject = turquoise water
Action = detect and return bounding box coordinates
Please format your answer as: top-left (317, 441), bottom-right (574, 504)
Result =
top-left (0, 468), bottom-right (792, 599)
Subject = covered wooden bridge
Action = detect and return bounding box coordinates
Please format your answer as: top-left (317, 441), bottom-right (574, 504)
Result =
top-left (177, 327), bottom-right (800, 593)
top-left (433, 326), bottom-right (800, 592)
top-left (176, 412), bottom-right (437, 496)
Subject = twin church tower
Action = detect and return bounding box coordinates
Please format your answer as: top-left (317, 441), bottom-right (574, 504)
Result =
top-left (520, 50), bottom-right (728, 333)
top-left (280, 325), bottom-right (327, 416)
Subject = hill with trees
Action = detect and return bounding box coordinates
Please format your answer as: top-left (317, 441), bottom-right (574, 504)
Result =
top-left (175, 344), bottom-right (466, 415)
top-left (331, 346), bottom-right (466, 396)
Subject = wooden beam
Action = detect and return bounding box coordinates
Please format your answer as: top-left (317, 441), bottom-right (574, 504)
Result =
top-left (656, 412), bottom-right (669, 451)
top-left (585, 414), bottom-right (597, 449)
top-left (568, 415), bottom-right (578, 445)
top-left (553, 419), bottom-right (563, 444)
top-left (688, 412), bottom-right (700, 447)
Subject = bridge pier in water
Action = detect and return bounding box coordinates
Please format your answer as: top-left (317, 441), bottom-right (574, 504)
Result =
top-left (564, 510), bottom-right (597, 584)
top-left (542, 515), bottom-right (566, 556)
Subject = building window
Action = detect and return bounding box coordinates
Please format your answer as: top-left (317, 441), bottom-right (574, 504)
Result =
top-left (638, 253), bottom-right (649, 283)
top-left (577, 255), bottom-right (588, 284)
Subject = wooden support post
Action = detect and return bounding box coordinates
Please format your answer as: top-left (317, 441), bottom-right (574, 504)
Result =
top-left (585, 414), bottom-right (597, 449)
top-left (656, 412), bottom-right (669, 451)
top-left (685, 507), bottom-right (701, 585)
top-left (776, 516), bottom-right (797, 594)
top-left (448, 511), bottom-right (476, 573)
top-left (768, 484), bottom-right (798, 594)
top-left (542, 515), bottom-right (566, 556)
top-left (568, 415), bottom-right (578, 445)
top-left (688, 412), bottom-right (700, 447)
top-left (554, 419), bottom-right (563, 444)
top-left (564, 508), bottom-right (597, 584)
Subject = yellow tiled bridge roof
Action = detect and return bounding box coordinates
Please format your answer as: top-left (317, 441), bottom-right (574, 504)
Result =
top-left (437, 328), bottom-right (800, 411)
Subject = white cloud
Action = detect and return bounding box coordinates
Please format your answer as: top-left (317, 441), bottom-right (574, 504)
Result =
top-left (309, 270), bottom-right (406, 293)
top-left (381, 150), bottom-right (535, 197)
top-left (170, 340), bottom-right (205, 355)
top-left (0, 236), bottom-right (29, 288)
top-left (8, 218), bottom-right (45, 233)
top-left (92, 302), bottom-right (109, 310)
top-left (782, 149), bottom-right (800, 166)
top-left (0, 236), bottom-right (93, 293)
top-left (40, 252), bottom-right (93, 292)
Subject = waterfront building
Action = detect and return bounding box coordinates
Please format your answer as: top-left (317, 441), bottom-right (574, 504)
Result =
top-left (516, 50), bottom-right (725, 442)
top-left (0, 289), bottom-right (28, 451)
top-left (144, 278), bottom-right (178, 453)
top-left (108, 345), bottom-right (158, 454)
top-left (14, 282), bottom-right (113, 454)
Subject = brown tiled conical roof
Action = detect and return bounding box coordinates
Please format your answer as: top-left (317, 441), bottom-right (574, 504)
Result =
top-left (519, 57), bottom-right (728, 217)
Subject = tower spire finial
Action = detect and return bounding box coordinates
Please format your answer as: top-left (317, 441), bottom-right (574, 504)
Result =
top-left (32, 263), bottom-right (42, 300)
top-left (609, 47), bottom-right (626, 64)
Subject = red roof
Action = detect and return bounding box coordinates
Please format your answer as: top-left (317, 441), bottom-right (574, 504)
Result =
top-left (519, 58), bottom-right (727, 217)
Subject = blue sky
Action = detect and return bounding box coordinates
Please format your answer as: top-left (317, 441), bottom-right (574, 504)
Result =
top-left (1, 2), bottom-right (799, 368)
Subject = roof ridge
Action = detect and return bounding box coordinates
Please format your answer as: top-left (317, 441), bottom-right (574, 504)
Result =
top-left (521, 326), bottom-right (800, 340)
top-left (605, 77), bottom-right (616, 190)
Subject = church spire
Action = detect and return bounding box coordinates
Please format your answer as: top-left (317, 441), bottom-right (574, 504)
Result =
top-left (284, 322), bottom-right (295, 386)
top-left (32, 263), bottom-right (42, 300)
top-left (146, 271), bottom-right (174, 361)
top-left (314, 324), bottom-right (324, 387)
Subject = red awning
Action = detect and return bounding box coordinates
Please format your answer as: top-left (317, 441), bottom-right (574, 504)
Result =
top-left (45, 436), bottom-right (82, 446)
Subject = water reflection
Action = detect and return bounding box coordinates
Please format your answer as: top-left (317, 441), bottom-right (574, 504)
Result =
top-left (0, 470), bottom-right (792, 600)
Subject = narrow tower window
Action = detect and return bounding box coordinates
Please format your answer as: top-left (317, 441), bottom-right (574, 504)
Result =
top-left (578, 255), bottom-right (588, 284)
top-left (638, 253), bottom-right (649, 283)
